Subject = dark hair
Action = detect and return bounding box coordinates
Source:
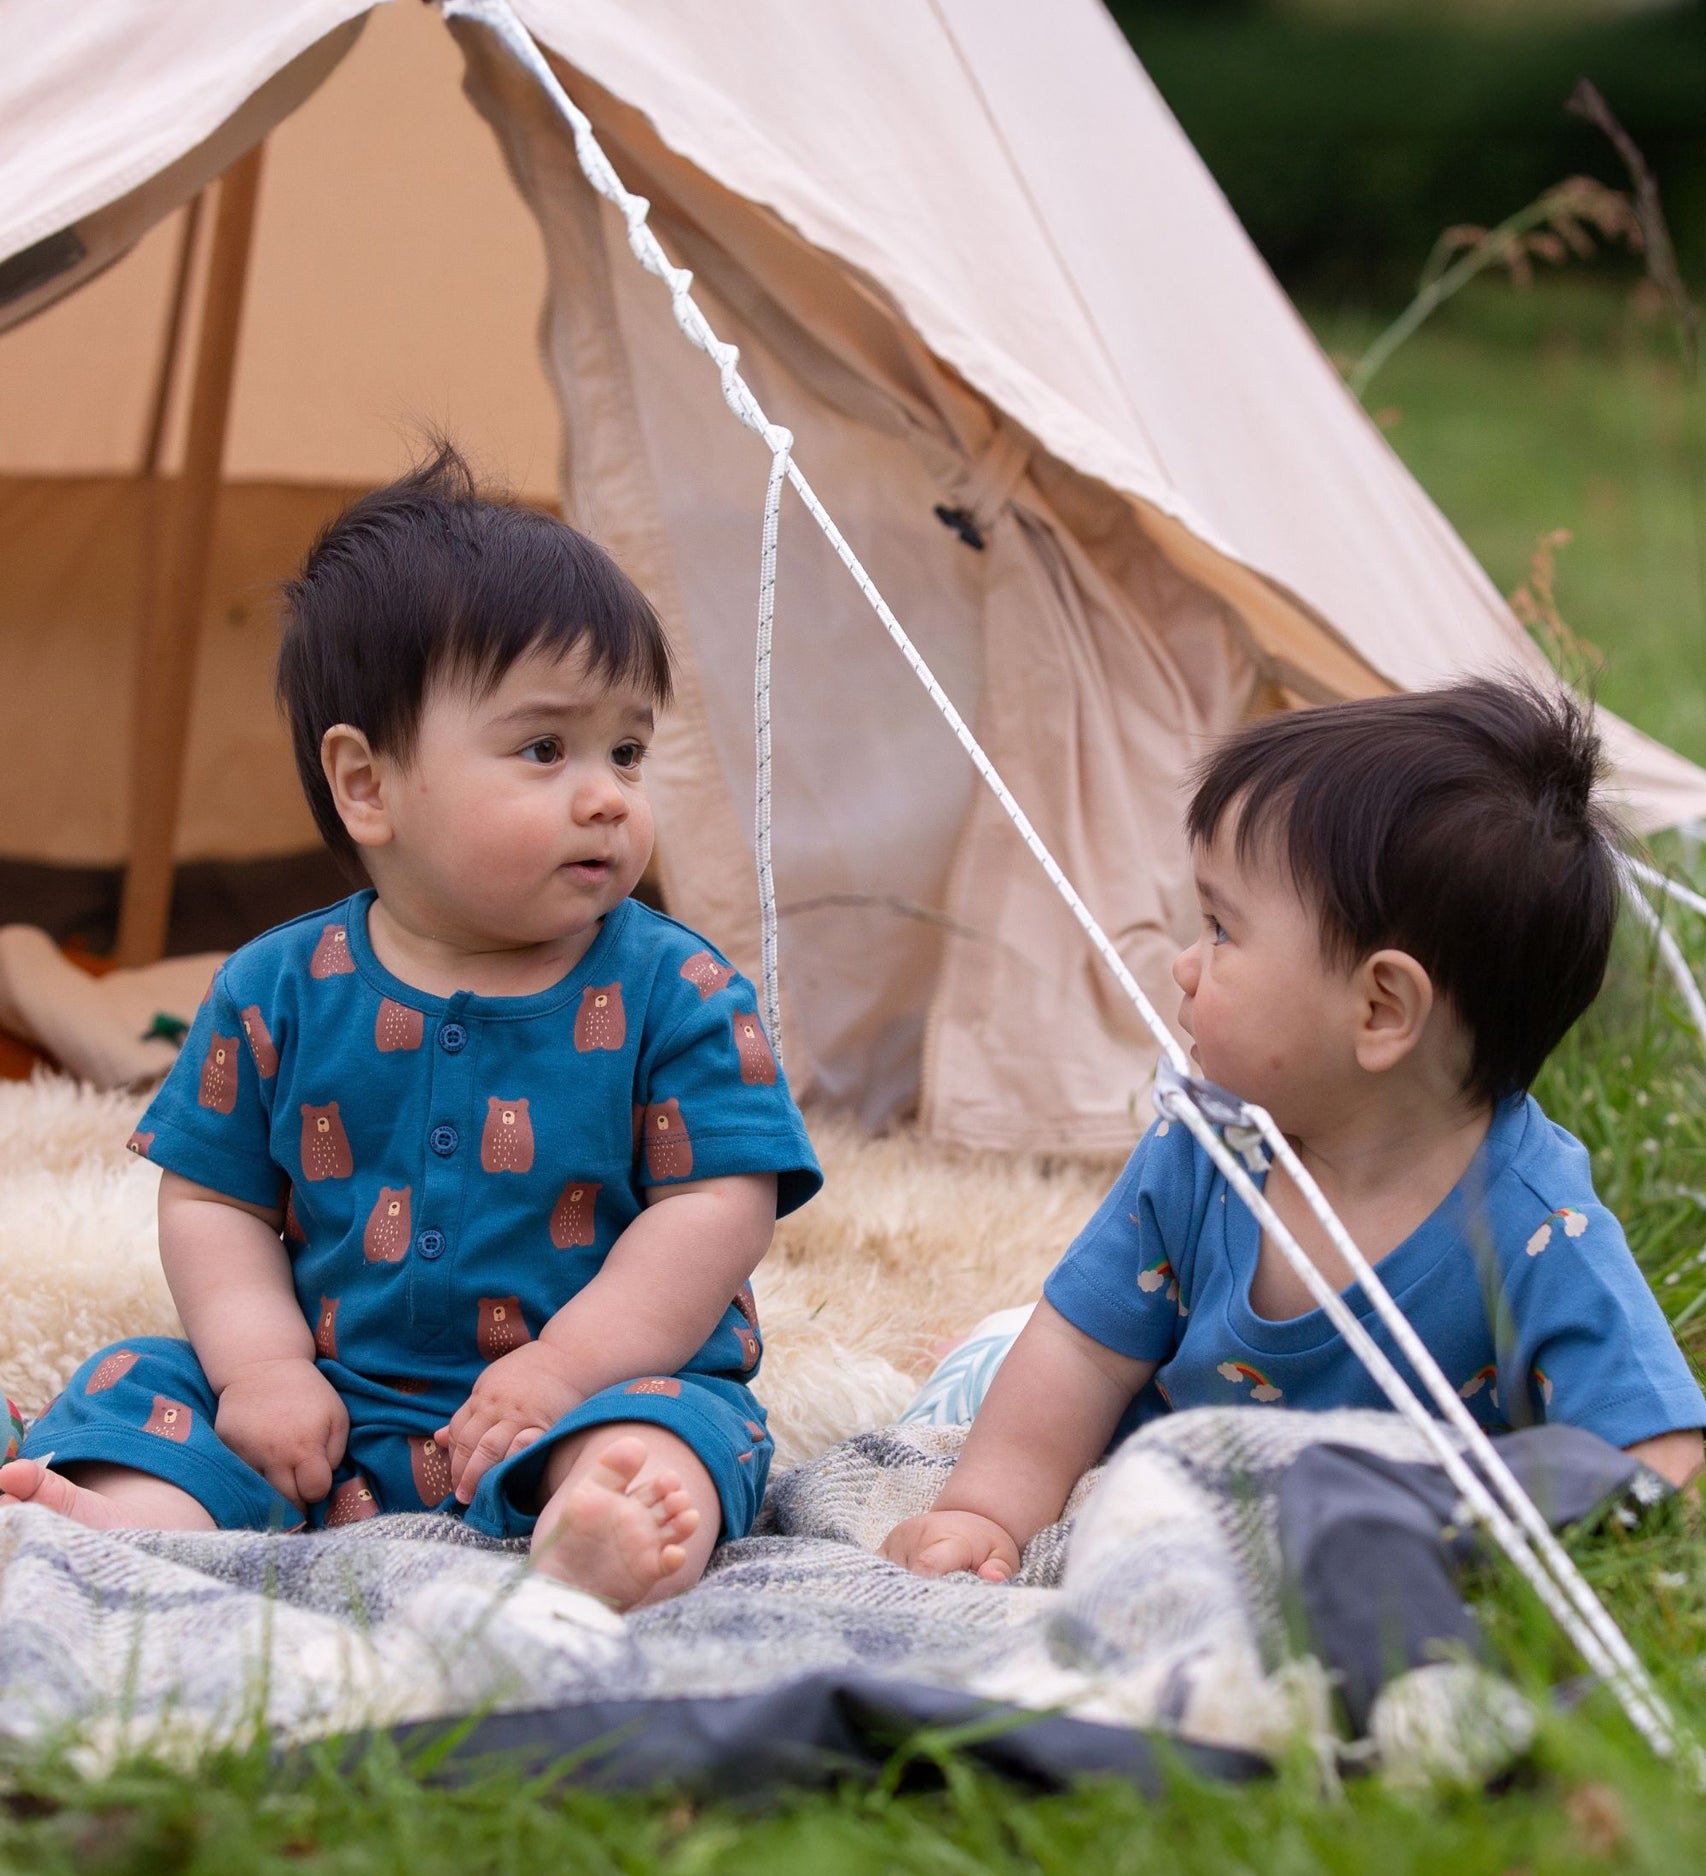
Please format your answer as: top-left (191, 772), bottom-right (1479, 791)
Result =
top-left (1186, 679), bottom-right (1622, 1104)
top-left (276, 442), bottom-right (672, 870)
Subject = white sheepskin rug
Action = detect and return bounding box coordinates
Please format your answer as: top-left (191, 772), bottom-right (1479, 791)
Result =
top-left (0, 1074), bottom-right (1116, 1469)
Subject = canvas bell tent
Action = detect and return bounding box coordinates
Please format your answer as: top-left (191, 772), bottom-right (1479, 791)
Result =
top-left (3, 0), bottom-right (1705, 1155)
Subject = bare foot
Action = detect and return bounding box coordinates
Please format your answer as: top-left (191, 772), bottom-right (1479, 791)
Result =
top-left (0, 1459), bottom-right (214, 1531)
top-left (530, 1436), bottom-right (702, 1610)
top-left (0, 1459), bottom-right (150, 1530)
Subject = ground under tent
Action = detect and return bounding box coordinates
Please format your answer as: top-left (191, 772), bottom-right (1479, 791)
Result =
top-left (6, 0), bottom-right (1706, 1153)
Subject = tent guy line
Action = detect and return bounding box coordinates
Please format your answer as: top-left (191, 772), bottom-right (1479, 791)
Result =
top-left (1158, 1083), bottom-right (1687, 1768)
top-left (447, 0), bottom-right (1695, 1769)
top-left (441, 0), bottom-right (1191, 1084)
top-left (1622, 870), bottom-right (1706, 1046)
top-left (752, 427), bottom-right (789, 1059)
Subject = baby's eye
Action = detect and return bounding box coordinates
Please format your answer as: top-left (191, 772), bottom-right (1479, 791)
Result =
top-left (520, 737), bottom-right (562, 765)
top-left (612, 741), bottom-right (648, 772)
top-left (1206, 916), bottom-right (1229, 945)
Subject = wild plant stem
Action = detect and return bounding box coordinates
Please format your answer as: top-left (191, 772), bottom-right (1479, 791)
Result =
top-left (1349, 198), bottom-right (1562, 402)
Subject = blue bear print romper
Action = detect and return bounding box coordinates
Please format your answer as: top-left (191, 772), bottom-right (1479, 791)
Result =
top-left (23, 891), bottom-right (822, 1538)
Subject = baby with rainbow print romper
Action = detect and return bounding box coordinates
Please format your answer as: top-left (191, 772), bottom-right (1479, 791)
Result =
top-left (885, 681), bottom-right (1705, 1583)
top-left (0, 447), bottom-right (819, 1611)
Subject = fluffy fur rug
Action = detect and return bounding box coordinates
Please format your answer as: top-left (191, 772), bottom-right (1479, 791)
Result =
top-left (0, 1074), bottom-right (1117, 1469)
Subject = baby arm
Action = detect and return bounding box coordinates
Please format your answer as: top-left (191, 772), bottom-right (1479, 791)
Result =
top-left (882, 1300), bottom-right (1155, 1582)
top-left (440, 1172), bottom-right (777, 1501)
top-left (158, 1170), bottom-right (348, 1507)
top-left (1625, 1429), bottom-right (1703, 1489)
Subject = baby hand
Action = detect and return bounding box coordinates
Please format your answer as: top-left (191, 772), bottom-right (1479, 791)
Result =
top-left (215, 1356), bottom-right (349, 1509)
top-left (880, 1508), bottom-right (1023, 1583)
top-left (438, 1342), bottom-right (586, 1505)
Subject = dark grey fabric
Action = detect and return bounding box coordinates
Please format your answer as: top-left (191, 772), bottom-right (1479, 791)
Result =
top-left (371, 1672), bottom-right (1271, 1797)
top-left (1278, 1425), bottom-right (1650, 1731)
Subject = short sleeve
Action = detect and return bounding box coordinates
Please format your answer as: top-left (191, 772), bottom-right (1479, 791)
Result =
top-left (1043, 1118), bottom-right (1206, 1362)
top-left (1506, 1196), bottom-right (1706, 1448)
top-left (133, 971), bottom-right (283, 1209)
top-left (636, 960), bottom-right (821, 1217)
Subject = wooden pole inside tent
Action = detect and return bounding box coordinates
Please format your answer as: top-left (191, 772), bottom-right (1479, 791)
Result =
top-left (115, 144), bottom-right (264, 967)
top-left (139, 192), bottom-right (207, 478)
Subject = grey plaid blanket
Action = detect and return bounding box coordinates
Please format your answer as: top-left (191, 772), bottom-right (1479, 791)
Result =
top-left (0, 1409), bottom-right (1444, 1767)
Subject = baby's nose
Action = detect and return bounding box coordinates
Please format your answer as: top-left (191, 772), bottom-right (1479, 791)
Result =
top-left (1171, 944), bottom-right (1197, 995)
top-left (575, 770), bottom-right (629, 822)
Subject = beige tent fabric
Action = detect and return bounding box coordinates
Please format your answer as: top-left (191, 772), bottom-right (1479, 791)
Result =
top-left (505, 0), bottom-right (1706, 828)
top-left (0, 3), bottom-right (367, 334)
top-left (0, 478), bottom-right (335, 865)
top-left (462, 37), bottom-right (1253, 1143)
top-left (0, 0), bottom-right (559, 866)
top-left (3, 0), bottom-right (1705, 1151)
top-left (0, 2), bottom-right (558, 492)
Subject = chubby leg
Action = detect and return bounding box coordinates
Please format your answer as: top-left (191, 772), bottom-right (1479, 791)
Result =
top-left (0, 1459), bottom-right (214, 1531)
top-left (3, 1338), bottom-right (297, 1534)
top-left (529, 1424), bottom-right (721, 1611)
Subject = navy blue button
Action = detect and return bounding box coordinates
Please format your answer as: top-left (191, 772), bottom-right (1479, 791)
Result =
top-left (439, 1022), bottom-right (467, 1054)
top-left (429, 1123), bottom-right (459, 1157)
top-left (416, 1229), bottom-right (445, 1260)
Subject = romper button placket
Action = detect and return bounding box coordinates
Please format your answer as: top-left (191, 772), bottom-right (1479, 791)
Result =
top-left (416, 1229), bottom-right (445, 1261)
top-left (430, 1124), bottom-right (459, 1157)
top-left (439, 1022), bottom-right (467, 1054)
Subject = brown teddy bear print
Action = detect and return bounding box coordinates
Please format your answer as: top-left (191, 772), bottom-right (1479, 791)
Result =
top-left (411, 1435), bottom-right (453, 1505)
top-left (143, 1395), bottom-right (192, 1441)
top-left (374, 998), bottom-right (423, 1053)
top-left (574, 983), bottom-right (627, 1052)
top-left (679, 950), bottom-right (735, 999)
top-left (309, 924), bottom-right (355, 979)
top-left (363, 1186), bottom-right (412, 1262)
top-left (624, 1376), bottom-right (681, 1398)
top-left (326, 1475), bottom-right (378, 1525)
top-left (477, 1296), bottom-right (531, 1359)
top-left (239, 1005), bottom-right (279, 1077)
top-left (643, 1099), bottom-right (693, 1182)
top-left (300, 1102), bottom-right (354, 1180)
top-left (733, 1282), bottom-right (758, 1328)
top-left (85, 1348), bottom-right (140, 1394)
top-left (198, 1031), bottom-right (239, 1114)
top-left (480, 1097), bottom-right (535, 1173)
top-left (283, 1186), bottom-right (306, 1244)
top-left (549, 1179), bottom-right (601, 1249)
top-left (735, 1325), bottom-right (761, 1372)
top-left (126, 1130), bottom-right (154, 1158)
top-left (730, 1010), bottom-right (777, 1086)
top-left (314, 1296), bottom-right (340, 1360)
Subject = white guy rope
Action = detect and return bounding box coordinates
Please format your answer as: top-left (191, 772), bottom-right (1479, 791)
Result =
top-left (754, 431), bottom-right (791, 1056)
top-left (1235, 1092), bottom-right (1693, 1764)
top-left (1623, 873), bottom-right (1706, 1049)
top-left (440, 0), bottom-right (1189, 1081)
top-left (1156, 1078), bottom-right (1690, 1765)
top-left (446, 0), bottom-right (1687, 1765)
top-left (1626, 854), bottom-right (1706, 925)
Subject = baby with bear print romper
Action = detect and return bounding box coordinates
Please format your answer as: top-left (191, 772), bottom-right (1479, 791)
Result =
top-left (0, 447), bottom-right (820, 1610)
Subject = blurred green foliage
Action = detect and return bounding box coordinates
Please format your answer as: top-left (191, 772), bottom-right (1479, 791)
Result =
top-left (1107, 1), bottom-right (1706, 302)
top-left (1307, 281), bottom-right (1706, 765)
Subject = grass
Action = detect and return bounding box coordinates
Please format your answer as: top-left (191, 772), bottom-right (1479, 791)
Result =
top-left (6, 281), bottom-right (1706, 1870)
top-left (1309, 277), bottom-right (1706, 767)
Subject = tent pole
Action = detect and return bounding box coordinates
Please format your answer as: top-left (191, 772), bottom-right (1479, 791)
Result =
top-left (115, 144), bottom-right (264, 967)
top-left (139, 191), bottom-right (207, 478)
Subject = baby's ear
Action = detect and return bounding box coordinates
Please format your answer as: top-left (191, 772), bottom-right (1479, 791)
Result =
top-left (1354, 948), bottom-right (1433, 1074)
top-left (321, 724), bottom-right (393, 850)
